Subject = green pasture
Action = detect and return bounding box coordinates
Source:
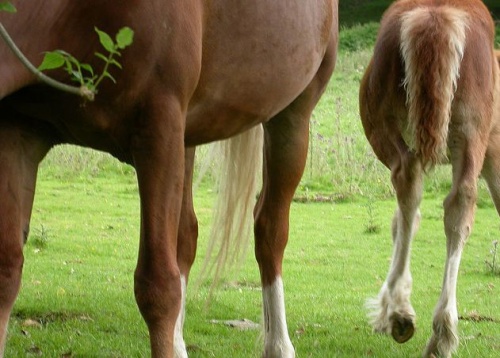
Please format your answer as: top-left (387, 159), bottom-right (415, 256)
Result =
top-left (5, 2), bottom-right (500, 357)
top-left (7, 172), bottom-right (500, 357)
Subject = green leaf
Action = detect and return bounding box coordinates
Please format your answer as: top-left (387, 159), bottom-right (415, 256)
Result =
top-left (38, 52), bottom-right (65, 71)
top-left (94, 52), bottom-right (109, 63)
top-left (102, 72), bottom-right (117, 83)
top-left (0, 2), bottom-right (16, 13)
top-left (71, 70), bottom-right (83, 82)
top-left (54, 49), bottom-right (72, 57)
top-left (64, 53), bottom-right (81, 69)
top-left (63, 59), bottom-right (74, 75)
top-left (95, 27), bottom-right (115, 53)
top-left (80, 63), bottom-right (94, 76)
top-left (116, 27), bottom-right (134, 49)
top-left (109, 58), bottom-right (122, 69)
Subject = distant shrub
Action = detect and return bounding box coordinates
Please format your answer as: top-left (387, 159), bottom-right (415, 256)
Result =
top-left (339, 22), bottom-right (379, 52)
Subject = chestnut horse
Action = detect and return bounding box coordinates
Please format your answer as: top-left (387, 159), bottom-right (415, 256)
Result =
top-left (359, 0), bottom-right (500, 357)
top-left (0, 0), bottom-right (338, 357)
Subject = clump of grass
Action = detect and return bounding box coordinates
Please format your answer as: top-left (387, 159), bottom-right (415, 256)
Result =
top-left (364, 199), bottom-right (380, 234)
top-left (29, 224), bottom-right (50, 250)
top-left (485, 240), bottom-right (499, 275)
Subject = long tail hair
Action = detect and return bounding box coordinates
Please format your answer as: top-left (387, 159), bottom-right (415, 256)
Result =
top-left (400, 6), bottom-right (469, 168)
top-left (198, 125), bottom-right (263, 287)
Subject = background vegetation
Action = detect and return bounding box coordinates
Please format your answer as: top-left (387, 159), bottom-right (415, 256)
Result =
top-left (5, 1), bottom-right (500, 357)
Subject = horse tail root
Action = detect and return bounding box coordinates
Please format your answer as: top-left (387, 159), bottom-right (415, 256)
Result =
top-left (400, 6), bottom-right (469, 168)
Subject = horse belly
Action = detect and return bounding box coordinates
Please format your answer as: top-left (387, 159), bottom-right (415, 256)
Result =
top-left (184, 0), bottom-right (333, 145)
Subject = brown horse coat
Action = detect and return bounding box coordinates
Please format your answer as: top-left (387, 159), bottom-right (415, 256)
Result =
top-left (0, 1), bottom-right (338, 357)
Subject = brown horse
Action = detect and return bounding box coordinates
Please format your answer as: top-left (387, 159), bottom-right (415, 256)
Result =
top-left (359, 0), bottom-right (500, 357)
top-left (0, 1), bottom-right (338, 357)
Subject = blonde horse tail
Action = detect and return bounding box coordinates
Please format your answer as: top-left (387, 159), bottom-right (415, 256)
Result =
top-left (198, 124), bottom-right (263, 288)
top-left (400, 6), bottom-right (469, 168)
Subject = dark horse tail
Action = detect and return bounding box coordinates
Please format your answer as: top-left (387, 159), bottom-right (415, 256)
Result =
top-left (400, 6), bottom-right (469, 168)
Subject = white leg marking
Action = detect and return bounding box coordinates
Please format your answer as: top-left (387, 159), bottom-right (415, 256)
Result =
top-left (424, 250), bottom-right (462, 357)
top-left (367, 209), bottom-right (418, 338)
top-left (0, 312), bottom-right (10, 358)
top-left (174, 275), bottom-right (188, 358)
top-left (262, 277), bottom-right (295, 358)
top-left (0, 330), bottom-right (5, 358)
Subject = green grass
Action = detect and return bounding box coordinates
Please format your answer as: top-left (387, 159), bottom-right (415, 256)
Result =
top-left (6, 173), bottom-right (500, 357)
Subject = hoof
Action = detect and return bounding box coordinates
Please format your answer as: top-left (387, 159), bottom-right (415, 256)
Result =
top-left (391, 316), bottom-right (415, 343)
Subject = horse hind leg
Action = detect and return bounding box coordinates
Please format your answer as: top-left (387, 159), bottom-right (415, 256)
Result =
top-left (0, 119), bottom-right (51, 357)
top-left (423, 128), bottom-right (488, 358)
top-left (255, 55), bottom-right (335, 357)
top-left (359, 49), bottom-right (422, 343)
top-left (366, 150), bottom-right (423, 344)
top-left (255, 111), bottom-right (305, 358)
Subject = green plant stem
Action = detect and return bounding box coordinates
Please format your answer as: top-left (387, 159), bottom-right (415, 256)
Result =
top-left (93, 51), bottom-right (114, 89)
top-left (0, 22), bottom-right (94, 101)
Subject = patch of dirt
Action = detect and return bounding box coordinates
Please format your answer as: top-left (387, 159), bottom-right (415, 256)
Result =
top-left (459, 310), bottom-right (500, 323)
top-left (12, 310), bottom-right (93, 326)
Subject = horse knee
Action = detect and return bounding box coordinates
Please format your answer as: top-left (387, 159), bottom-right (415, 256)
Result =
top-left (0, 246), bottom-right (23, 309)
top-left (134, 268), bottom-right (182, 326)
top-left (444, 182), bottom-right (477, 209)
top-left (443, 184), bottom-right (477, 239)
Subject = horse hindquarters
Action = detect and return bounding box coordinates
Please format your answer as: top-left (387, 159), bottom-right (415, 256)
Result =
top-left (0, 119), bottom-right (51, 357)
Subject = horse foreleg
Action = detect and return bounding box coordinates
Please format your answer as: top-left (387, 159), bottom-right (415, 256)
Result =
top-left (173, 147), bottom-right (198, 358)
top-left (132, 97), bottom-right (186, 358)
top-left (424, 135), bottom-right (486, 358)
top-left (0, 141), bottom-right (24, 357)
top-left (367, 155), bottom-right (423, 343)
top-left (0, 121), bottom-right (50, 357)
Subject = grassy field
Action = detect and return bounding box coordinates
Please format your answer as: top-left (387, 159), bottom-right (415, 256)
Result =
top-left (4, 2), bottom-right (500, 357)
top-left (6, 172), bottom-right (500, 357)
